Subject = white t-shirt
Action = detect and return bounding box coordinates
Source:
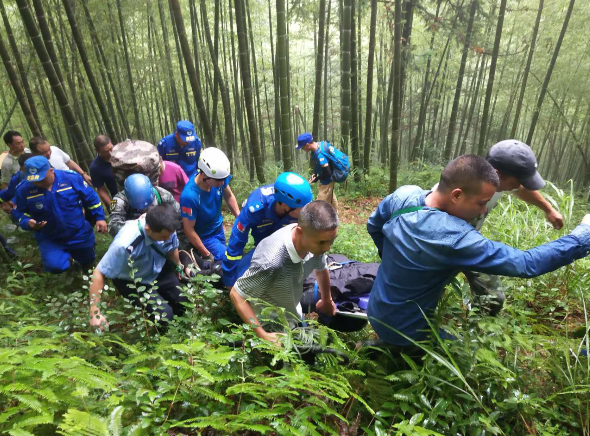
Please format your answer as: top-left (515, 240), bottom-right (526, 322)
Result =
top-left (49, 146), bottom-right (71, 171)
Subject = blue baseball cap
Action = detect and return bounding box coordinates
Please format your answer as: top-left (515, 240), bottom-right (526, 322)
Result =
top-left (24, 156), bottom-right (51, 182)
top-left (176, 120), bottom-right (197, 143)
top-left (296, 132), bottom-right (313, 150)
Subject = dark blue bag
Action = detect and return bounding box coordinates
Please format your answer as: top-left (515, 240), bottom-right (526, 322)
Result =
top-left (319, 142), bottom-right (350, 183)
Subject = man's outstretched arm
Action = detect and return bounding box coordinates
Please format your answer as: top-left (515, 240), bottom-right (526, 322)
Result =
top-left (450, 215), bottom-right (590, 278)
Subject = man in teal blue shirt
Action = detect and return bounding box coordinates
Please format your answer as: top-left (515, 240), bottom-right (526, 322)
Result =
top-left (367, 155), bottom-right (590, 346)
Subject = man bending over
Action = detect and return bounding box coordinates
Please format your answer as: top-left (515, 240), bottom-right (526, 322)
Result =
top-left (367, 155), bottom-right (590, 347)
top-left (230, 201), bottom-right (338, 343)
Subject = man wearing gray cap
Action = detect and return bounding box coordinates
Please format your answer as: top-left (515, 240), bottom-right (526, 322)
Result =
top-left (434, 140), bottom-right (563, 315)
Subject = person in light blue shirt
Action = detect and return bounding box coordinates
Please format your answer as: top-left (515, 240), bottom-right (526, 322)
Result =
top-left (89, 203), bottom-right (186, 330)
top-left (180, 147), bottom-right (239, 262)
top-left (157, 120), bottom-right (202, 177)
top-left (367, 155), bottom-right (590, 347)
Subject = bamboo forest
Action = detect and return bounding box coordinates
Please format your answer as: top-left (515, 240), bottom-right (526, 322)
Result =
top-left (2, 0), bottom-right (590, 435)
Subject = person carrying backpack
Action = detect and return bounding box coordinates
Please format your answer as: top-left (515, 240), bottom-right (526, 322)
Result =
top-left (296, 133), bottom-right (350, 213)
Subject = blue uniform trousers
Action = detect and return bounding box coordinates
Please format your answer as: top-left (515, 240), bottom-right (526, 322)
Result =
top-left (221, 249), bottom-right (255, 288)
top-left (201, 225), bottom-right (227, 261)
top-left (38, 235), bottom-right (96, 273)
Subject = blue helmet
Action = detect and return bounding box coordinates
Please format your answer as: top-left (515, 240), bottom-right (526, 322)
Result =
top-left (124, 174), bottom-right (155, 210)
top-left (274, 172), bottom-right (313, 209)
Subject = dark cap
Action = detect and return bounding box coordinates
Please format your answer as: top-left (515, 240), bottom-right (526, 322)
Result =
top-left (486, 139), bottom-right (545, 190)
top-left (296, 132), bottom-right (313, 150)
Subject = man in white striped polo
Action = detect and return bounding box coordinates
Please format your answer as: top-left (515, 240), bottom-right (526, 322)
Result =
top-left (229, 201), bottom-right (338, 344)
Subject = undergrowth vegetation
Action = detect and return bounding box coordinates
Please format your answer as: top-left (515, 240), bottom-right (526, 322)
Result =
top-left (1, 166), bottom-right (589, 435)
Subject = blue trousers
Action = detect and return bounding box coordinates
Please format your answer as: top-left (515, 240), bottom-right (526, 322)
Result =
top-left (201, 225), bottom-right (227, 261)
top-left (38, 237), bottom-right (95, 273)
top-left (221, 249), bottom-right (255, 288)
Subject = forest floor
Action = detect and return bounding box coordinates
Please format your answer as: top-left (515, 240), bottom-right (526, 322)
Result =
top-left (2, 173), bottom-right (590, 435)
top-left (334, 196), bottom-right (381, 225)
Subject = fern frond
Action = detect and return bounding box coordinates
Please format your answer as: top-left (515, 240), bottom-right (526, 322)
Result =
top-left (57, 409), bottom-right (108, 436)
top-left (7, 428), bottom-right (35, 436)
top-left (107, 406), bottom-right (124, 436)
top-left (13, 413), bottom-right (54, 429)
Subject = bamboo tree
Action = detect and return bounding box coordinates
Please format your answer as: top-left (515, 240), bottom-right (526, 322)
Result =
top-left (234, 0), bottom-right (265, 183)
top-left (455, 55), bottom-right (481, 155)
top-left (115, 0), bottom-right (142, 138)
top-left (15, 0), bottom-right (92, 163)
top-left (526, 0), bottom-right (574, 144)
top-left (476, 0), bottom-right (507, 155)
top-left (276, 0), bottom-right (292, 171)
top-left (0, 32), bottom-right (40, 136)
top-left (0, 0), bottom-right (42, 134)
top-left (0, 98), bottom-right (18, 135)
top-left (350, 1), bottom-right (360, 180)
top-left (363, 0), bottom-right (377, 173)
top-left (312, 0), bottom-right (326, 139)
top-left (323, 0), bottom-right (331, 142)
top-left (157, 0), bottom-right (180, 124)
top-left (458, 56), bottom-right (487, 156)
top-left (245, 0), bottom-right (265, 160)
top-left (400, 0), bottom-right (414, 104)
top-left (443, 0), bottom-right (477, 161)
top-left (62, 0), bottom-right (116, 142)
top-left (511, 0), bottom-right (543, 138)
top-left (267, 0), bottom-right (281, 161)
top-left (170, 1), bottom-right (193, 121)
top-left (340, 0), bottom-right (352, 148)
top-left (82, 0), bottom-right (129, 139)
top-left (381, 61), bottom-right (394, 165)
top-left (389, 0), bottom-right (402, 192)
top-left (31, 0), bottom-right (65, 87)
top-left (411, 0), bottom-right (443, 160)
top-left (200, 0), bottom-right (235, 162)
top-left (168, 0), bottom-right (215, 146)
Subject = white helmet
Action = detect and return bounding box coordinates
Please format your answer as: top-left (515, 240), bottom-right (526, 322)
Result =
top-left (198, 147), bottom-right (231, 179)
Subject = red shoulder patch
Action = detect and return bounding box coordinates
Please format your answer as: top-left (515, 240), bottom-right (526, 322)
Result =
top-left (237, 221), bottom-right (245, 232)
top-left (182, 206), bottom-right (192, 215)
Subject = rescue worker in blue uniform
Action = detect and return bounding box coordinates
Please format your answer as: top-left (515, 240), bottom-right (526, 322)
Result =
top-left (157, 120), bottom-right (202, 177)
top-left (180, 147), bottom-right (240, 262)
top-left (13, 156), bottom-right (108, 273)
top-left (221, 172), bottom-right (313, 288)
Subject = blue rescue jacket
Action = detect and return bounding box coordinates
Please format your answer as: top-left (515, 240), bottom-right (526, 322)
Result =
top-left (14, 170), bottom-right (105, 245)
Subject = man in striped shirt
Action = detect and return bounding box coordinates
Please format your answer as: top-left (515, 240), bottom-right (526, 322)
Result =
top-left (230, 201), bottom-right (338, 344)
